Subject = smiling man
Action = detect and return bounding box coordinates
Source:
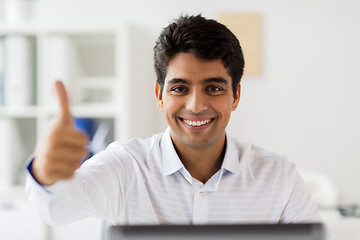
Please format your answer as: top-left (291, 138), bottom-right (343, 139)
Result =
top-left (25, 15), bottom-right (321, 225)
top-left (155, 52), bottom-right (240, 183)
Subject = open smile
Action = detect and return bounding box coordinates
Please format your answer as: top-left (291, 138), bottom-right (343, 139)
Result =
top-left (179, 117), bottom-right (215, 127)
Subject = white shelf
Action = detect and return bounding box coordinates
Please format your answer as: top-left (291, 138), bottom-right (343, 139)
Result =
top-left (0, 24), bottom-right (41, 35)
top-left (0, 24), bottom-right (122, 35)
top-left (41, 105), bottom-right (119, 118)
top-left (77, 77), bottom-right (116, 88)
top-left (0, 106), bottom-right (38, 118)
top-left (72, 105), bottom-right (120, 118)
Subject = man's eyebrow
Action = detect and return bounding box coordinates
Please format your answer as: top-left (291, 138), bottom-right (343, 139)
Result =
top-left (167, 78), bottom-right (189, 85)
top-left (166, 77), bottom-right (229, 86)
top-left (203, 77), bottom-right (229, 85)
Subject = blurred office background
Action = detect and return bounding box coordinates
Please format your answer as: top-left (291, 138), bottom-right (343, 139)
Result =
top-left (0, 0), bottom-right (359, 239)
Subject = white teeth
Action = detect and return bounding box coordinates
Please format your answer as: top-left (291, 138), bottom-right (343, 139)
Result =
top-left (183, 119), bottom-right (211, 126)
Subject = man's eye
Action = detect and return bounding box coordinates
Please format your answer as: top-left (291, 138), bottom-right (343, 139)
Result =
top-left (207, 86), bottom-right (223, 93)
top-left (170, 86), bottom-right (188, 94)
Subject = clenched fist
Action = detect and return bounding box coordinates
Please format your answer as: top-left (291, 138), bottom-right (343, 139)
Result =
top-left (32, 81), bottom-right (89, 186)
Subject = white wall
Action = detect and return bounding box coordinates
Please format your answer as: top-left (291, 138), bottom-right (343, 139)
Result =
top-left (9, 0), bottom-right (360, 204)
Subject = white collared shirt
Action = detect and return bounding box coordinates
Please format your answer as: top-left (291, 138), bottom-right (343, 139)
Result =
top-left (25, 128), bottom-right (321, 226)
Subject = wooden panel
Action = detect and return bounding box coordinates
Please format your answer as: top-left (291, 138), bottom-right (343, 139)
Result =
top-left (219, 14), bottom-right (262, 77)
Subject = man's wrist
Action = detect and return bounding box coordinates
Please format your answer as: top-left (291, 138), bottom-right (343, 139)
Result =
top-left (24, 155), bottom-right (53, 186)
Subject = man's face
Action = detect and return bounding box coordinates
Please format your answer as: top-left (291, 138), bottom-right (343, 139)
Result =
top-left (155, 52), bottom-right (240, 150)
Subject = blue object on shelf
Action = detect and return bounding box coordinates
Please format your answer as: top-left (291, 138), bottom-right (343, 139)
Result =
top-left (74, 118), bottom-right (95, 161)
top-left (74, 118), bottom-right (95, 139)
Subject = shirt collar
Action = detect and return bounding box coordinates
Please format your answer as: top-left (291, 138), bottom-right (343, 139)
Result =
top-left (222, 133), bottom-right (255, 180)
top-left (161, 127), bottom-right (185, 176)
top-left (160, 127), bottom-right (255, 181)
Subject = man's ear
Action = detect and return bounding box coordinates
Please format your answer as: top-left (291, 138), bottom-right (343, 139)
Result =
top-left (232, 84), bottom-right (241, 111)
top-left (155, 83), bottom-right (164, 111)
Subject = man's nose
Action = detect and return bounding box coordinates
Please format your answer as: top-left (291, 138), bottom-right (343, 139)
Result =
top-left (185, 90), bottom-right (208, 113)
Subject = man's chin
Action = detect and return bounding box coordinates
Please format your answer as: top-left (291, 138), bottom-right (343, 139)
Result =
top-left (182, 136), bottom-right (215, 149)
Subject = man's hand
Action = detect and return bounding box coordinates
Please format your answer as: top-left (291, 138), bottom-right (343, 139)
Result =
top-left (32, 81), bottom-right (89, 186)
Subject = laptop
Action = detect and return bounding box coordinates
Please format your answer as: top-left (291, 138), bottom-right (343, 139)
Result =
top-left (103, 223), bottom-right (326, 240)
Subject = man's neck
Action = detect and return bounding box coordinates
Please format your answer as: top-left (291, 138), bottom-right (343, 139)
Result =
top-left (172, 136), bottom-right (227, 184)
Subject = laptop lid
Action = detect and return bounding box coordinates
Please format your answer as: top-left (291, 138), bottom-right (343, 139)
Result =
top-left (103, 223), bottom-right (326, 240)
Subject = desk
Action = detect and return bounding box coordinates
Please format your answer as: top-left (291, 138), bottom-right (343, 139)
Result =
top-left (1, 194), bottom-right (358, 240)
top-left (0, 190), bottom-right (102, 240)
top-left (321, 210), bottom-right (360, 240)
top-left (0, 189), bottom-right (46, 240)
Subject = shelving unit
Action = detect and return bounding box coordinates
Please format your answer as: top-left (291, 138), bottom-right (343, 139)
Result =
top-left (0, 23), bottom-right (156, 240)
top-left (0, 25), bottom-right (122, 191)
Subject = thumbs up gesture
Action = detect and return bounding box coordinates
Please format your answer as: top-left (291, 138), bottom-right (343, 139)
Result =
top-left (32, 81), bottom-right (89, 186)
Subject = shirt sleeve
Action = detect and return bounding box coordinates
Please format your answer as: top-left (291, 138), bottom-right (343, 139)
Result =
top-left (24, 148), bottom-right (134, 226)
top-left (279, 164), bottom-right (322, 223)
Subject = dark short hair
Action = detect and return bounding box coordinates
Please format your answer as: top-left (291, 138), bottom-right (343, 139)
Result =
top-left (154, 14), bottom-right (245, 97)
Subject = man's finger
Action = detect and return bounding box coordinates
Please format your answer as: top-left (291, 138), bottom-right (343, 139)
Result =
top-left (54, 80), bottom-right (73, 125)
top-left (54, 130), bottom-right (89, 147)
